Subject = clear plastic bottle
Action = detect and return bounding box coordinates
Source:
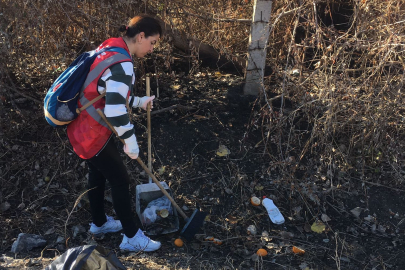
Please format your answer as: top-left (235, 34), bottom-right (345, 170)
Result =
top-left (262, 198), bottom-right (285, 224)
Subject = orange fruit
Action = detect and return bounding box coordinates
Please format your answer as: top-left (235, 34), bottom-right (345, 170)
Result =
top-left (250, 196), bottom-right (261, 206)
top-left (256, 248), bottom-right (268, 256)
top-left (174, 238), bottom-right (184, 247)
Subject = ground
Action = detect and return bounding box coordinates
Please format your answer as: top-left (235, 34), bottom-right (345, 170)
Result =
top-left (1, 56), bottom-right (405, 270)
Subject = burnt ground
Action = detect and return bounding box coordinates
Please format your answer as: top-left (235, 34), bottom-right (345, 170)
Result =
top-left (1, 55), bottom-right (405, 270)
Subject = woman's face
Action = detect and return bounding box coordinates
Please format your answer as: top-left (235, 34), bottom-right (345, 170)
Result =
top-left (134, 32), bottom-right (160, 58)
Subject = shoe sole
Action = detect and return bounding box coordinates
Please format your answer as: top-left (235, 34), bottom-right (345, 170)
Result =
top-left (90, 228), bottom-right (122, 236)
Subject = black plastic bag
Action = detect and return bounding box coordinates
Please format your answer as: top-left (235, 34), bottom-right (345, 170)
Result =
top-left (45, 245), bottom-right (126, 270)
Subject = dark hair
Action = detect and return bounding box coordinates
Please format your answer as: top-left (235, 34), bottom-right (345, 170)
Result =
top-left (119, 15), bottom-right (162, 38)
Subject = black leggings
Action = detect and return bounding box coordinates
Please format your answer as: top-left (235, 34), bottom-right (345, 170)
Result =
top-left (86, 138), bottom-right (140, 238)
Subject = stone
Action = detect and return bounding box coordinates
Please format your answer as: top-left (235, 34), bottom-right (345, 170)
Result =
top-left (72, 225), bottom-right (86, 238)
top-left (11, 233), bottom-right (47, 253)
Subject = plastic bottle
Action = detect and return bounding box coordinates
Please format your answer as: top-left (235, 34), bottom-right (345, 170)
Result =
top-left (262, 197), bottom-right (285, 224)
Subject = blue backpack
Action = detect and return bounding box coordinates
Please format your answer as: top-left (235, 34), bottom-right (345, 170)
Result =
top-left (44, 47), bottom-right (131, 127)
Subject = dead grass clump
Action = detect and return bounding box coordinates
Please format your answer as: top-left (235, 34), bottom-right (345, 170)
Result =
top-left (258, 0), bottom-right (405, 189)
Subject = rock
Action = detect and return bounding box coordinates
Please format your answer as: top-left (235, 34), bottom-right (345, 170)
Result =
top-left (11, 233), bottom-right (47, 253)
top-left (72, 225), bottom-right (86, 238)
top-left (350, 207), bottom-right (363, 218)
top-left (0, 201), bottom-right (10, 212)
top-left (56, 236), bottom-right (64, 243)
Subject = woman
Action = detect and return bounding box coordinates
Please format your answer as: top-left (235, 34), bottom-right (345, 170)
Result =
top-left (67, 15), bottom-right (162, 252)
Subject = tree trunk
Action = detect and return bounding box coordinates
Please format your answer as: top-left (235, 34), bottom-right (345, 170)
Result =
top-left (164, 25), bottom-right (245, 74)
top-left (244, 0), bottom-right (272, 96)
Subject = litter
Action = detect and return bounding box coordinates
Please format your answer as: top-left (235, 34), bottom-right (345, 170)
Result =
top-left (141, 196), bottom-right (173, 225)
top-left (262, 197), bottom-right (285, 224)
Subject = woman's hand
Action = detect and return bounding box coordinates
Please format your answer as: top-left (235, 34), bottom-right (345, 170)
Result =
top-left (138, 95), bottom-right (155, 110)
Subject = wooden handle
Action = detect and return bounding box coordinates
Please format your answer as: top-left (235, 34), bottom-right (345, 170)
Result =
top-left (96, 108), bottom-right (188, 220)
top-left (146, 76), bottom-right (152, 178)
top-left (97, 109), bottom-right (125, 143)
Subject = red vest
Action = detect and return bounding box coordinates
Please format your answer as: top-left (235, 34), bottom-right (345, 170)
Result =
top-left (67, 37), bottom-right (132, 159)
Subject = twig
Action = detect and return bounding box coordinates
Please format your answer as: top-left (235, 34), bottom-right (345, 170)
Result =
top-left (4, 85), bottom-right (41, 104)
top-left (134, 104), bottom-right (195, 117)
top-left (350, 177), bottom-right (405, 192)
top-left (1, 67), bottom-right (41, 104)
top-left (168, 10), bottom-right (251, 23)
top-left (64, 188), bottom-right (95, 240)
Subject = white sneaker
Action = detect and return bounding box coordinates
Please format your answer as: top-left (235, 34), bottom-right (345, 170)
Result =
top-left (119, 229), bottom-right (161, 252)
top-left (89, 215), bottom-right (123, 235)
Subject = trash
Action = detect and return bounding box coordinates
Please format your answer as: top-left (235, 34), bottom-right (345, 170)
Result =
top-left (250, 196), bottom-right (261, 206)
top-left (204, 236), bottom-right (223, 245)
top-left (292, 246), bottom-right (305, 255)
top-left (141, 196), bottom-right (173, 225)
top-left (262, 198), bottom-right (285, 224)
top-left (45, 245), bottom-right (125, 270)
top-left (157, 209), bottom-right (169, 218)
top-left (247, 225), bottom-right (257, 235)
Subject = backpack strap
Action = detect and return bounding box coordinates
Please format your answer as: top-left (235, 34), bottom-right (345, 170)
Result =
top-left (76, 47), bottom-right (132, 114)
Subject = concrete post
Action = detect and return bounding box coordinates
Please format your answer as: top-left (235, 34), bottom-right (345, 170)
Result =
top-left (244, 0), bottom-right (272, 96)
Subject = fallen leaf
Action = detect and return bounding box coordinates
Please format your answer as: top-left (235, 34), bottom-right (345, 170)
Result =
top-left (170, 84), bottom-right (181, 90)
top-left (216, 145), bottom-right (230, 157)
top-left (214, 71), bottom-right (222, 77)
top-left (157, 166), bottom-right (165, 175)
top-left (311, 220), bottom-right (326, 233)
top-left (226, 215), bottom-right (238, 224)
top-left (254, 185), bottom-right (264, 191)
top-left (292, 246), bottom-right (305, 255)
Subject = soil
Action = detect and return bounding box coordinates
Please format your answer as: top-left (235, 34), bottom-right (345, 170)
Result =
top-left (1, 55), bottom-right (405, 270)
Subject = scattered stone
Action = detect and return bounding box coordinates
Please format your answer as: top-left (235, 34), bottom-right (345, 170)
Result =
top-left (351, 207), bottom-right (363, 218)
top-left (56, 236), bottom-right (64, 244)
top-left (0, 201), bottom-right (11, 212)
top-left (11, 233), bottom-right (47, 253)
top-left (17, 202), bottom-right (25, 210)
top-left (364, 215), bottom-right (376, 222)
top-left (72, 225), bottom-right (86, 238)
top-left (44, 228), bottom-right (55, 235)
top-left (321, 213), bottom-right (331, 222)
